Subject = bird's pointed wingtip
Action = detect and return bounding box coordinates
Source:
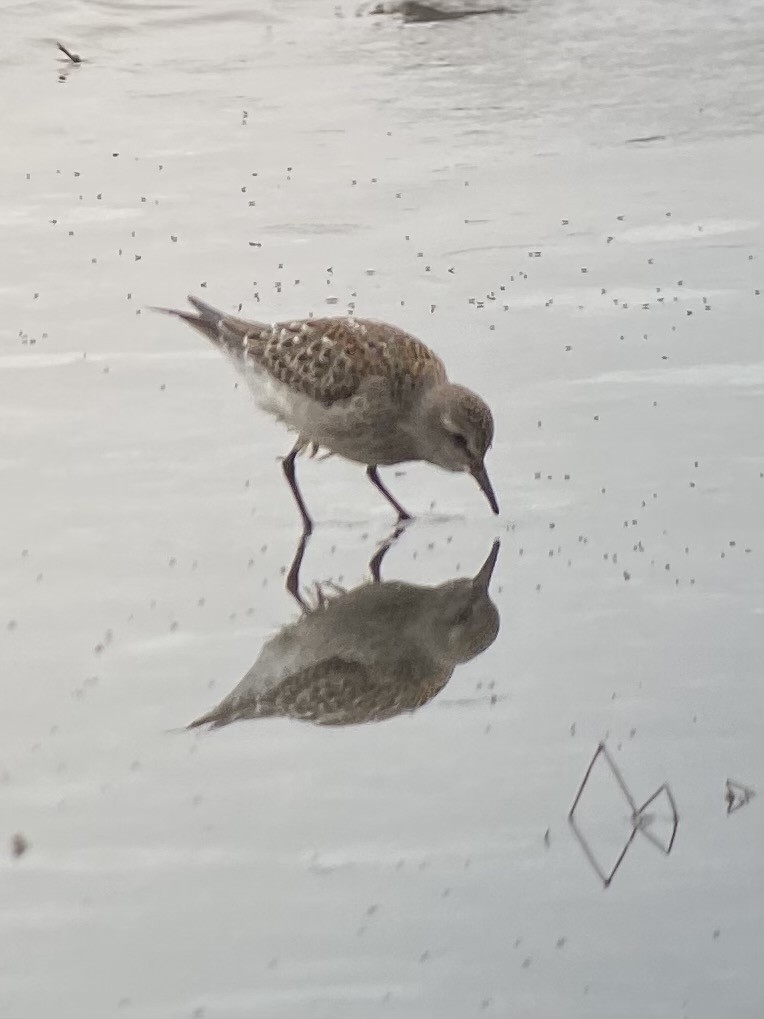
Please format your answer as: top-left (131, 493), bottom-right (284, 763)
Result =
top-left (146, 296), bottom-right (207, 318)
top-left (186, 710), bottom-right (216, 730)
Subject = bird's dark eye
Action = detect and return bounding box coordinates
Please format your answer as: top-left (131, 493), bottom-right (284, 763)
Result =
top-left (452, 433), bottom-right (468, 449)
top-left (453, 605), bottom-right (473, 625)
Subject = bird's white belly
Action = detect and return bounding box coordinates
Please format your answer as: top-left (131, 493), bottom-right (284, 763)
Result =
top-left (241, 365), bottom-right (414, 465)
top-left (243, 368), bottom-right (306, 429)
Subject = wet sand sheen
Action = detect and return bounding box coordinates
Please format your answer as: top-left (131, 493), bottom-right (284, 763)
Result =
top-left (1, 0), bottom-right (763, 1017)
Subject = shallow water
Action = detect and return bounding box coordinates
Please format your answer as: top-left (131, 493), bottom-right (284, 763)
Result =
top-left (2, 0), bottom-right (763, 1016)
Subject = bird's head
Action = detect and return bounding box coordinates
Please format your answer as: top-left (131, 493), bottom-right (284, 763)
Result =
top-left (433, 541), bottom-right (501, 663)
top-left (415, 383), bottom-right (498, 514)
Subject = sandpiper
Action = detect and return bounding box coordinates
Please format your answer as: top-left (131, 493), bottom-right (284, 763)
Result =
top-left (153, 295), bottom-right (499, 532)
top-left (187, 538), bottom-right (500, 729)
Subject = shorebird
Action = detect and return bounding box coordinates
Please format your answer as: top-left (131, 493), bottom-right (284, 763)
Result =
top-left (187, 538), bottom-right (500, 729)
top-left (153, 296), bottom-right (498, 532)
top-left (367, 2), bottom-right (509, 22)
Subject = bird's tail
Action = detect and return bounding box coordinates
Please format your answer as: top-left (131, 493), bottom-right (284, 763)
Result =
top-left (150, 294), bottom-right (265, 359)
top-left (186, 700), bottom-right (272, 729)
top-left (186, 706), bottom-right (222, 730)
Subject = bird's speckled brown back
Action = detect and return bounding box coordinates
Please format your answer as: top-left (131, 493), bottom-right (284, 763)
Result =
top-left (225, 315), bottom-right (447, 405)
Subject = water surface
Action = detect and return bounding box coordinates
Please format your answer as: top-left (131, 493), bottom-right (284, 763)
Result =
top-left (2, 0), bottom-right (763, 1016)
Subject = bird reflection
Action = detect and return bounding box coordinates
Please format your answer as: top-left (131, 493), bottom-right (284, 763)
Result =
top-left (188, 535), bottom-right (500, 730)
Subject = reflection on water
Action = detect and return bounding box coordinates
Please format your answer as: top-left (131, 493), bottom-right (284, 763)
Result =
top-left (568, 741), bottom-right (679, 889)
top-left (189, 537), bottom-right (500, 729)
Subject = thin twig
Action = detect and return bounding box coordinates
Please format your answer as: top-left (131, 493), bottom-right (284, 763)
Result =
top-left (57, 42), bottom-right (81, 64)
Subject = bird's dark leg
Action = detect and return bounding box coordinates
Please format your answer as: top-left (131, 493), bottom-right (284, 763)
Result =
top-left (368, 523), bottom-right (408, 583)
top-left (282, 441), bottom-right (314, 535)
top-left (366, 465), bottom-right (412, 523)
top-left (285, 531), bottom-right (311, 611)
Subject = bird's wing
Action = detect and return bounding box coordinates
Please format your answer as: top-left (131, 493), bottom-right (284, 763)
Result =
top-left (244, 316), bottom-right (446, 405)
top-left (188, 656), bottom-right (371, 728)
top-left (188, 652), bottom-right (451, 728)
top-left (155, 297), bottom-right (446, 404)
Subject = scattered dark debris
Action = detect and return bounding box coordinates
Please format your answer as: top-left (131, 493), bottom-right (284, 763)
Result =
top-left (10, 832), bottom-right (29, 858)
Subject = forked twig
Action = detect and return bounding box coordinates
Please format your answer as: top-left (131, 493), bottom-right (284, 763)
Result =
top-left (633, 782), bottom-right (679, 854)
top-left (725, 778), bottom-right (756, 815)
top-left (569, 741), bottom-right (638, 817)
top-left (568, 812), bottom-right (639, 888)
top-left (569, 741), bottom-right (679, 888)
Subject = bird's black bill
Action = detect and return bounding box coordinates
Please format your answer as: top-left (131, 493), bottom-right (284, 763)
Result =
top-left (472, 540), bottom-right (501, 590)
top-left (471, 462), bottom-right (499, 515)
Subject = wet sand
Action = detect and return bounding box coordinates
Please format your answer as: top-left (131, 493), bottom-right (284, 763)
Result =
top-left (2, 0), bottom-right (763, 1016)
